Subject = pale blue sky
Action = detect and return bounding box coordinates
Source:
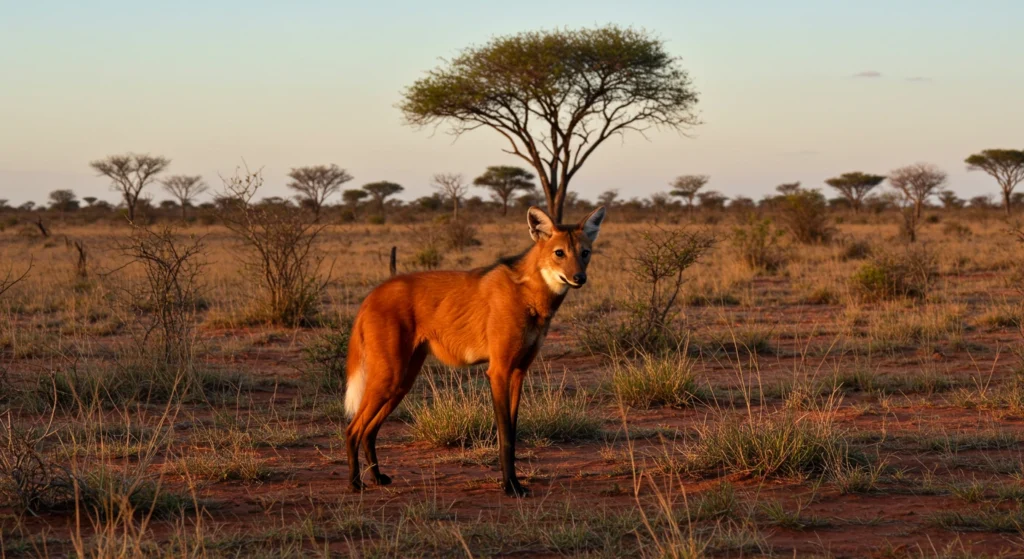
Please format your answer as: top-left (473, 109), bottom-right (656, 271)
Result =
top-left (2, 0), bottom-right (1022, 206)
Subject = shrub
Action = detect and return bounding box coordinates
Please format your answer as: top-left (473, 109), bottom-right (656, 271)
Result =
top-left (442, 217), bottom-right (482, 251)
top-left (839, 238), bottom-right (872, 261)
top-left (0, 419), bottom-right (75, 514)
top-left (731, 215), bottom-right (786, 272)
top-left (942, 221), bottom-right (973, 240)
top-left (611, 353), bottom-right (700, 409)
top-left (778, 190), bottom-right (834, 244)
top-left (301, 321), bottom-right (353, 395)
top-left (576, 228), bottom-right (714, 355)
top-left (220, 167), bottom-right (327, 326)
top-left (850, 247), bottom-right (938, 302)
top-left (414, 246), bottom-right (445, 270)
top-left (119, 225), bottom-right (205, 369)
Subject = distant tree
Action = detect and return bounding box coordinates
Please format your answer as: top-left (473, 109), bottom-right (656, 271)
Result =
top-left (731, 196), bottom-right (756, 211)
top-left (965, 149), bottom-right (1024, 216)
top-left (342, 189), bottom-right (369, 218)
top-left (597, 189), bottom-right (619, 207)
top-left (161, 175), bottom-right (208, 221)
top-left (697, 190), bottom-right (727, 211)
top-left (1013, 192), bottom-right (1024, 209)
top-left (473, 166), bottom-right (536, 216)
top-left (670, 175), bottom-right (709, 217)
top-left (159, 200), bottom-right (179, 211)
top-left (969, 195), bottom-right (995, 209)
top-left (362, 182), bottom-right (404, 218)
top-left (0, 200), bottom-right (7, 210)
top-left (432, 173), bottom-right (470, 219)
top-left (938, 190), bottom-right (965, 210)
top-left (286, 164), bottom-right (353, 221)
top-left (776, 182), bottom-right (802, 196)
top-left (825, 172), bottom-right (886, 213)
top-left (888, 163), bottom-right (947, 220)
top-left (90, 153), bottom-right (169, 222)
top-left (400, 25), bottom-right (700, 223)
top-left (19, 202), bottom-right (35, 212)
top-left (48, 189), bottom-right (79, 216)
top-left (82, 196), bottom-right (97, 207)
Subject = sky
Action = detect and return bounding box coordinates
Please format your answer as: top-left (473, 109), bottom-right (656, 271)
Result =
top-left (2, 0), bottom-right (1023, 207)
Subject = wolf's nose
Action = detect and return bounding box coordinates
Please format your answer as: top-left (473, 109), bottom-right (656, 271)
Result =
top-left (572, 273), bottom-right (587, 285)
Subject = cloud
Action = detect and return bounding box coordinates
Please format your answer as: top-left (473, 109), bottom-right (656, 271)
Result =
top-left (852, 70), bottom-right (882, 78)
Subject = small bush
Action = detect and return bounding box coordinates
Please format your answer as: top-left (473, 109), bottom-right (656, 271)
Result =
top-left (942, 221), bottom-right (973, 240)
top-left (414, 246), bottom-right (445, 270)
top-left (575, 228), bottom-right (714, 355)
top-left (220, 167), bottom-right (327, 327)
top-left (840, 238), bottom-right (872, 261)
top-left (778, 190), bottom-right (834, 245)
top-left (301, 321), bottom-right (353, 394)
top-left (611, 353), bottom-right (700, 409)
top-left (731, 215), bottom-right (786, 272)
top-left (442, 218), bottom-right (482, 251)
top-left (850, 248), bottom-right (938, 302)
top-left (0, 420), bottom-right (75, 514)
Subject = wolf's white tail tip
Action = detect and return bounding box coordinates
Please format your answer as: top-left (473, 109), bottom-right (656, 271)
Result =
top-left (344, 367), bottom-right (366, 418)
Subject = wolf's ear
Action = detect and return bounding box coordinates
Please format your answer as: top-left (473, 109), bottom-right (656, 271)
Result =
top-left (579, 206), bottom-right (606, 242)
top-left (527, 207), bottom-right (556, 241)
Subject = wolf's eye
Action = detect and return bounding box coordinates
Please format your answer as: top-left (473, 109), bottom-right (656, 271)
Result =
top-left (554, 249), bottom-right (566, 258)
top-left (581, 249), bottom-right (591, 258)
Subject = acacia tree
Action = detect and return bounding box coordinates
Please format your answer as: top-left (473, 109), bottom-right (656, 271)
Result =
top-left (362, 181), bottom-right (404, 218)
top-left (888, 163), bottom-right (947, 220)
top-left (938, 190), bottom-right (964, 210)
top-left (669, 175), bottom-right (708, 217)
top-left (48, 189), bottom-right (79, 215)
top-left (825, 172), bottom-right (886, 213)
top-left (697, 190), bottom-right (727, 211)
top-left (598, 189), bottom-right (619, 207)
top-left (342, 189), bottom-right (369, 218)
top-left (400, 26), bottom-right (700, 223)
top-left (965, 149), bottom-right (1024, 216)
top-left (161, 175), bottom-right (208, 221)
top-left (776, 182), bottom-right (801, 195)
top-left (90, 153), bottom-right (170, 222)
top-left (286, 164), bottom-right (353, 220)
top-left (473, 166), bottom-right (536, 216)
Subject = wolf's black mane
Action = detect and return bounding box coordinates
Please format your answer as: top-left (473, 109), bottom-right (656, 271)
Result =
top-left (475, 249), bottom-right (529, 275)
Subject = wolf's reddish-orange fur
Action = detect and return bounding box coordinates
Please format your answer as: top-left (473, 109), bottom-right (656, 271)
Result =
top-left (343, 206), bottom-right (605, 495)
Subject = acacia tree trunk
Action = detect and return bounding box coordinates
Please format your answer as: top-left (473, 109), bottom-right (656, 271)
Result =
top-left (1004, 188), bottom-right (1013, 216)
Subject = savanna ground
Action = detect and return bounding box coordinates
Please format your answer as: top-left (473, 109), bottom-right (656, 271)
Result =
top-left (2, 210), bottom-right (1024, 558)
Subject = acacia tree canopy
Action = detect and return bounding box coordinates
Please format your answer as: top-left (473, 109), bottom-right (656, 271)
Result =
top-left (286, 164), bottom-right (353, 220)
top-left (400, 25), bottom-right (700, 222)
top-left (90, 153), bottom-right (170, 222)
top-left (473, 166), bottom-right (536, 216)
top-left (965, 149), bottom-right (1024, 216)
top-left (825, 172), bottom-right (886, 213)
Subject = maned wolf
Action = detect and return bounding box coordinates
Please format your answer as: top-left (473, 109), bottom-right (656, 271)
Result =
top-left (343, 205), bottom-right (606, 496)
